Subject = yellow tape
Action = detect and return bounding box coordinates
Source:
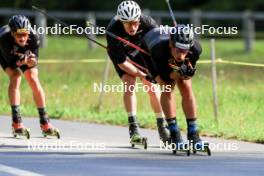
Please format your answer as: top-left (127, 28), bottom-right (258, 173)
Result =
top-left (197, 60), bottom-right (212, 64)
top-left (216, 58), bottom-right (264, 67)
top-left (198, 58), bottom-right (264, 67)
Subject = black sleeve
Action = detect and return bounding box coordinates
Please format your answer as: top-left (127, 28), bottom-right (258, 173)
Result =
top-left (0, 51), bottom-right (8, 69)
top-left (0, 37), bottom-right (4, 56)
top-left (106, 20), bottom-right (127, 64)
top-left (0, 35), bottom-right (18, 66)
top-left (140, 14), bottom-right (158, 31)
top-left (188, 41), bottom-right (202, 67)
top-left (0, 36), bottom-right (8, 57)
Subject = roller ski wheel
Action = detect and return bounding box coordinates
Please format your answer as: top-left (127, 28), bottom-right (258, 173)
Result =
top-left (205, 144), bottom-right (211, 156)
top-left (203, 142), bottom-right (211, 156)
top-left (41, 123), bottom-right (60, 139)
top-left (190, 140), bottom-right (211, 156)
top-left (188, 130), bottom-right (212, 156)
top-left (130, 134), bottom-right (148, 150)
top-left (12, 123), bottom-right (30, 139)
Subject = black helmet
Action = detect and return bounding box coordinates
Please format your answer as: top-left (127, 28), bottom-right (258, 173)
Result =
top-left (8, 15), bottom-right (31, 33)
top-left (170, 25), bottom-right (194, 50)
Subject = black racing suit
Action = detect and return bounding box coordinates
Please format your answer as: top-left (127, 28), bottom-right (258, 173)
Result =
top-left (143, 27), bottom-right (202, 83)
top-left (0, 25), bottom-right (40, 72)
top-left (106, 15), bottom-right (158, 78)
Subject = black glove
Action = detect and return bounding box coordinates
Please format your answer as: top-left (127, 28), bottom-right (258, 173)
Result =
top-left (15, 51), bottom-right (35, 62)
top-left (145, 73), bottom-right (157, 84)
top-left (178, 63), bottom-right (196, 80)
top-left (15, 52), bottom-right (26, 61)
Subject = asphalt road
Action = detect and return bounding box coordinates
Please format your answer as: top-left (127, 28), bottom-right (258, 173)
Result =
top-left (0, 116), bottom-right (263, 176)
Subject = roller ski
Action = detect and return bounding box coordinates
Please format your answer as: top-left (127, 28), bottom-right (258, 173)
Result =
top-left (169, 125), bottom-right (190, 156)
top-left (188, 131), bottom-right (211, 156)
top-left (170, 130), bottom-right (190, 156)
top-left (129, 123), bottom-right (147, 149)
top-left (130, 134), bottom-right (148, 149)
top-left (41, 123), bottom-right (60, 139)
top-left (12, 123), bottom-right (30, 139)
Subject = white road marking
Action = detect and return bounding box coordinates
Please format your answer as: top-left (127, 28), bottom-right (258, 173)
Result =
top-left (0, 164), bottom-right (44, 176)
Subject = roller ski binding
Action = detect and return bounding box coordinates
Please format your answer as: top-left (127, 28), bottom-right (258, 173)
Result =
top-left (41, 123), bottom-right (60, 139)
top-left (129, 123), bottom-right (147, 149)
top-left (188, 131), bottom-right (211, 156)
top-left (170, 130), bottom-right (190, 156)
top-left (12, 122), bottom-right (30, 139)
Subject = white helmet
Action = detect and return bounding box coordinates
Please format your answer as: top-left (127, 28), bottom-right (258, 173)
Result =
top-left (117, 1), bottom-right (141, 22)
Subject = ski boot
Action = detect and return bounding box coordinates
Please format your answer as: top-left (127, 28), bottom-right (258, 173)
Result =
top-left (188, 130), bottom-right (211, 156)
top-left (170, 129), bottom-right (189, 155)
top-left (129, 123), bottom-right (147, 149)
top-left (41, 123), bottom-right (60, 139)
top-left (157, 119), bottom-right (171, 147)
top-left (12, 122), bottom-right (30, 139)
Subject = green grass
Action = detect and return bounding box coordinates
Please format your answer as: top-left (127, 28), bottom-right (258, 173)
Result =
top-left (0, 36), bottom-right (263, 143)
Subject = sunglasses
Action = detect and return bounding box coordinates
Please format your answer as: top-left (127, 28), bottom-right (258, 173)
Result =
top-left (123, 21), bottom-right (140, 26)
